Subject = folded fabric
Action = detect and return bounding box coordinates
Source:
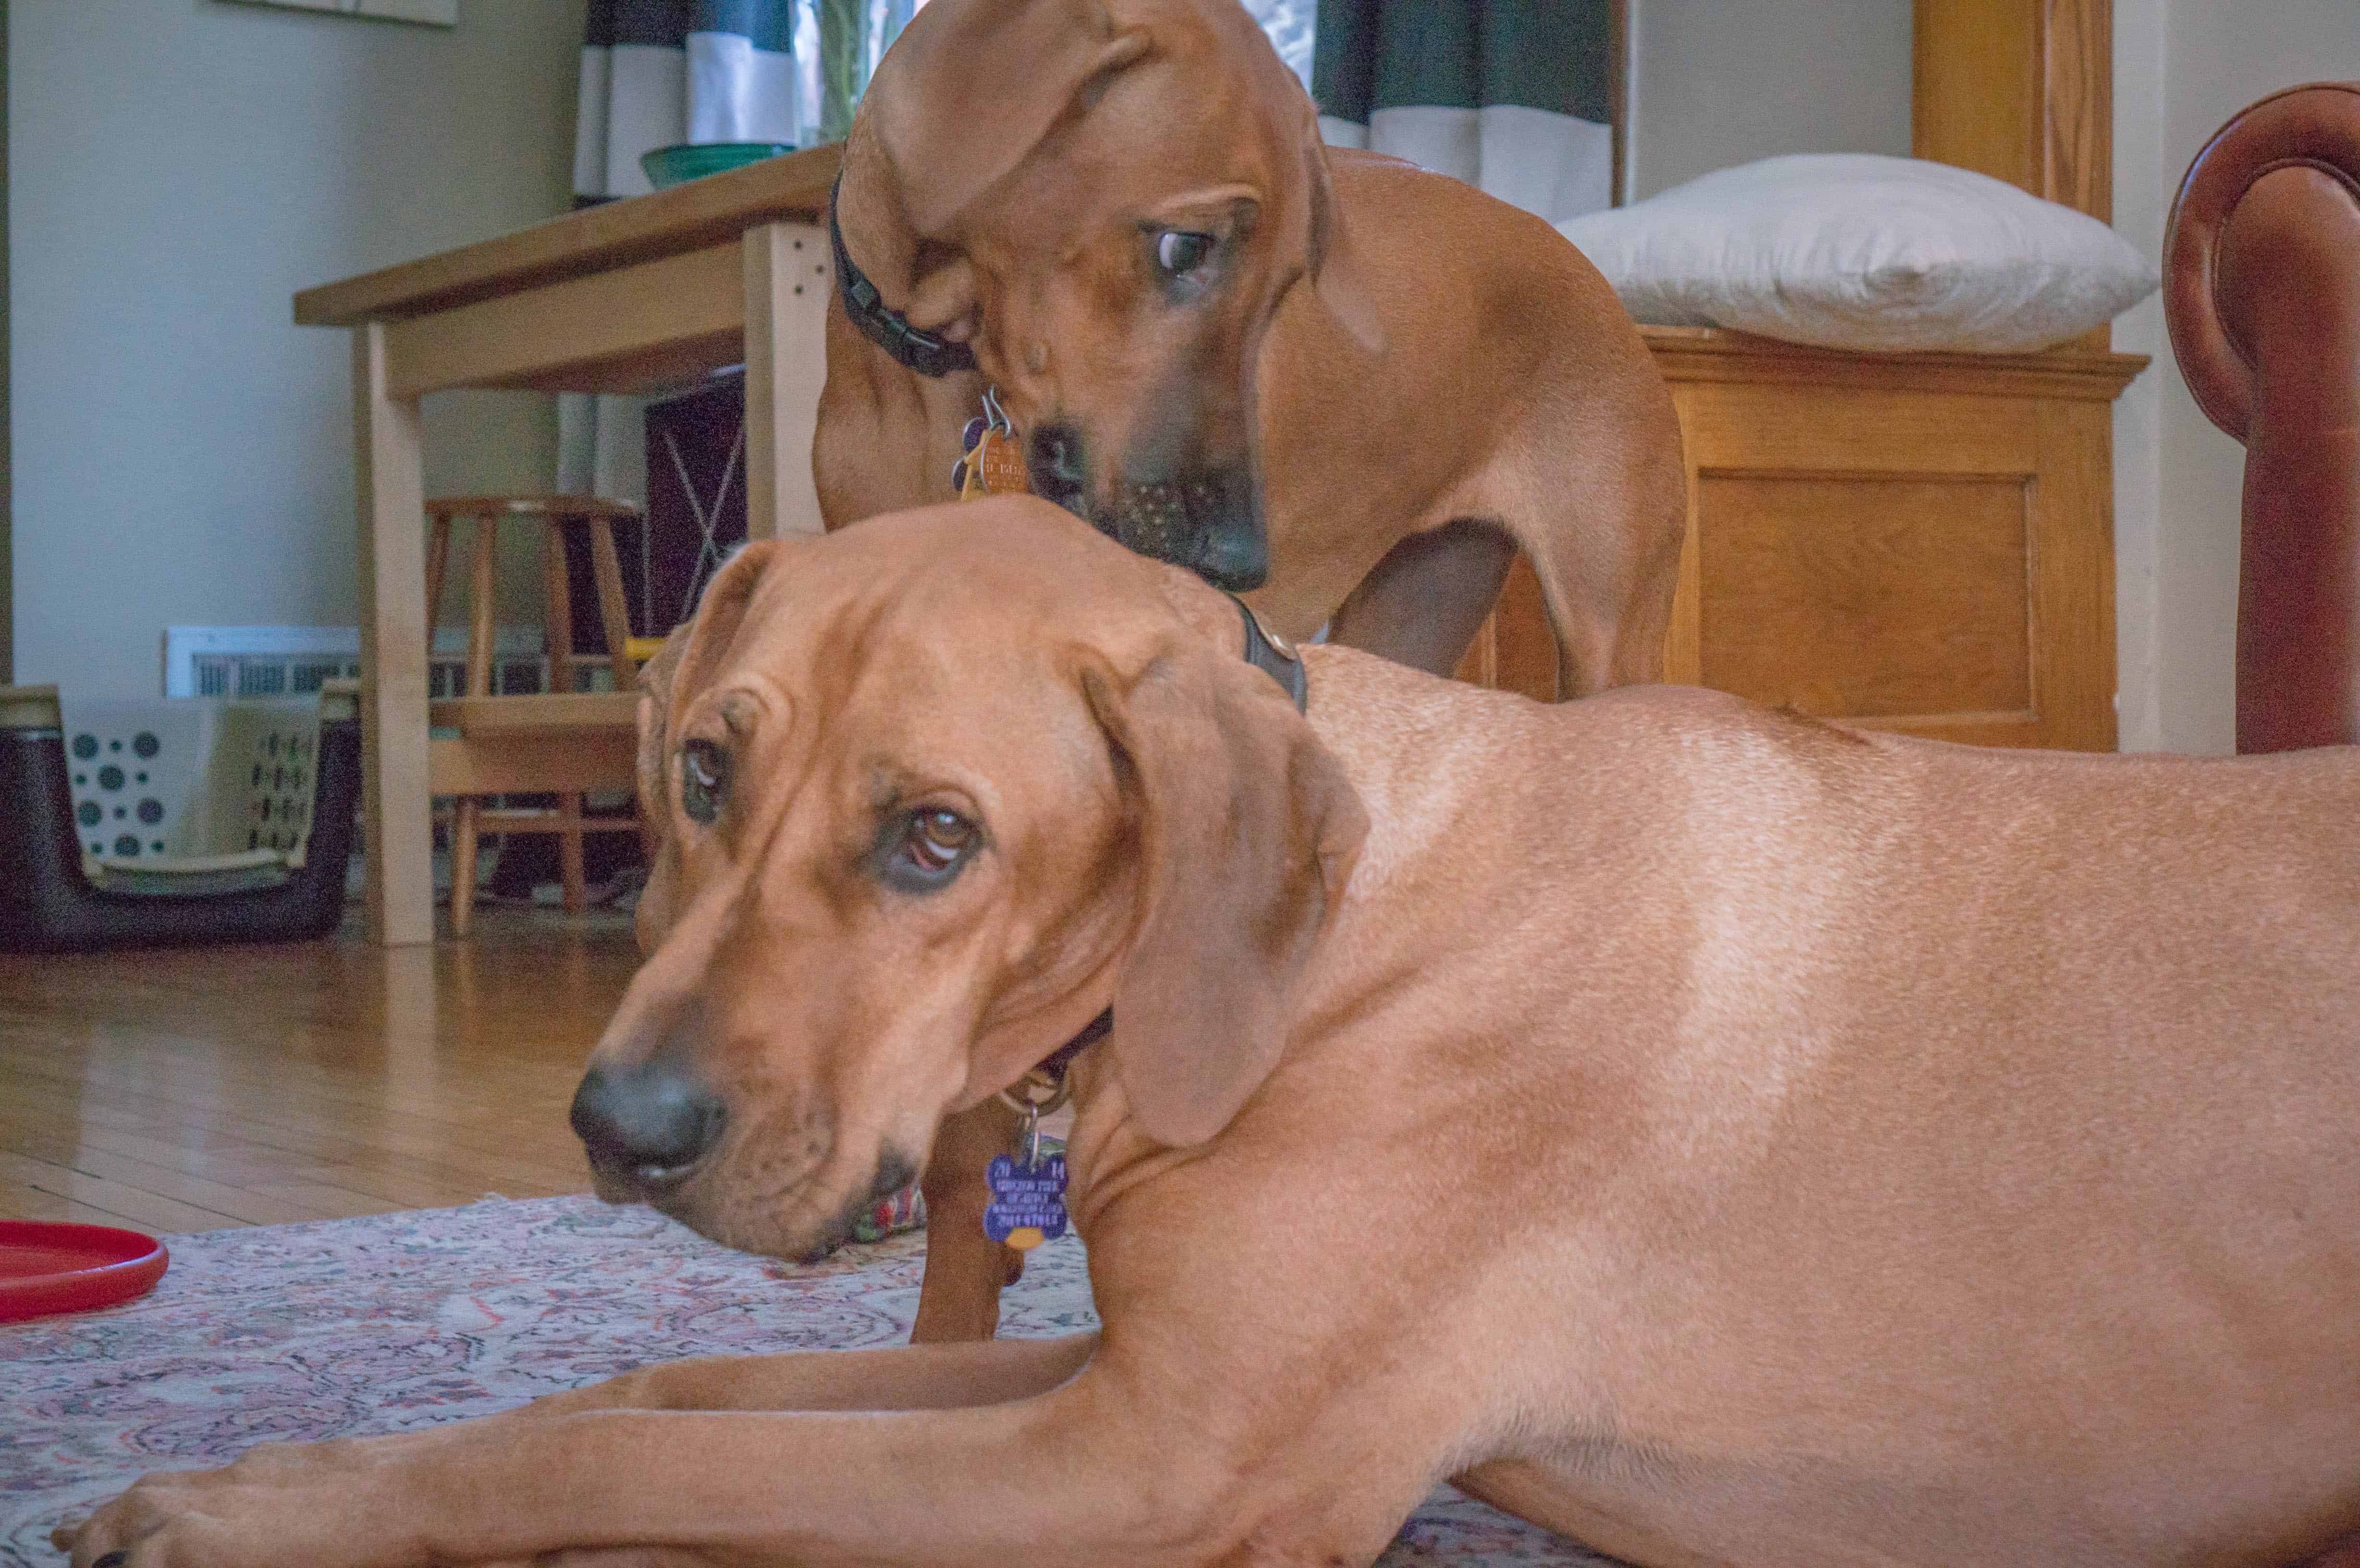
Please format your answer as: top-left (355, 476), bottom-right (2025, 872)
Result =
top-left (1556, 153), bottom-right (2159, 353)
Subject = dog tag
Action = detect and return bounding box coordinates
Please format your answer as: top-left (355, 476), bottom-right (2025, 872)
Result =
top-left (973, 427), bottom-right (1030, 496)
top-left (959, 426), bottom-right (1030, 499)
top-left (983, 1151), bottom-right (1068, 1251)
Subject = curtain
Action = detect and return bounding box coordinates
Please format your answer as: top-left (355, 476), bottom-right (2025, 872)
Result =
top-left (560, 0), bottom-right (917, 502)
top-left (1312, 0), bottom-right (1617, 224)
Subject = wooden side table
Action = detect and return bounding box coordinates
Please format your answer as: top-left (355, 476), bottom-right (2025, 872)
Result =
top-left (297, 144), bottom-right (847, 945)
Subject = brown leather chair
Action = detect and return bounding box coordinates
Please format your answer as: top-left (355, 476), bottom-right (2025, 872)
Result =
top-left (2164, 82), bottom-right (2360, 754)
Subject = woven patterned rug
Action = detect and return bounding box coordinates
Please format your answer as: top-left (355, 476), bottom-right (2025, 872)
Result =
top-left (0, 1196), bottom-right (1618, 1567)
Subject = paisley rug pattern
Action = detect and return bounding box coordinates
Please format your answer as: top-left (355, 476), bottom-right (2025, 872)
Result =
top-left (0, 1195), bottom-right (1619, 1566)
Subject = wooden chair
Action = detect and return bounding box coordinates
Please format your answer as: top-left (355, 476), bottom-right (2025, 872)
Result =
top-left (425, 496), bottom-right (643, 935)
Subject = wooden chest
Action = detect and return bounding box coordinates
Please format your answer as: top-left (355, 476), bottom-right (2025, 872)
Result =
top-left (1460, 327), bottom-right (2147, 751)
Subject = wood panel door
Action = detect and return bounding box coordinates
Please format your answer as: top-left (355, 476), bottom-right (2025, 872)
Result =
top-left (1660, 379), bottom-right (2118, 750)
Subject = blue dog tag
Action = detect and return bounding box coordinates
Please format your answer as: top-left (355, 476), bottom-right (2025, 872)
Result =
top-left (983, 1152), bottom-right (1068, 1250)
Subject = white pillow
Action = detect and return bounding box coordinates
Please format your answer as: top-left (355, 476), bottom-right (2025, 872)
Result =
top-left (1555, 153), bottom-right (2158, 354)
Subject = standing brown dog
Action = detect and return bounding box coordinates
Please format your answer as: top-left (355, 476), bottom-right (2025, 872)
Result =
top-left (816, 0), bottom-right (1685, 1338)
top-left (816, 0), bottom-right (1685, 687)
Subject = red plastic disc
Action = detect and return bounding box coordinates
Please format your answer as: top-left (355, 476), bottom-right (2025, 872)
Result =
top-left (0, 1219), bottom-right (169, 1323)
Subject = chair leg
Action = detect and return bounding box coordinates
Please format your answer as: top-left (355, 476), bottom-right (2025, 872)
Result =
top-left (586, 516), bottom-right (639, 691)
top-left (424, 515), bottom-right (453, 640)
top-left (466, 518), bottom-right (499, 698)
top-left (450, 796), bottom-right (482, 938)
top-left (557, 793), bottom-right (588, 913)
top-left (541, 522), bottom-right (579, 698)
top-left (452, 519), bottom-right (498, 938)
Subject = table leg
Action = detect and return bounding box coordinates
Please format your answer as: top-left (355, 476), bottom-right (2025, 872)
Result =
top-left (352, 322), bottom-right (435, 946)
top-left (743, 221), bottom-right (832, 541)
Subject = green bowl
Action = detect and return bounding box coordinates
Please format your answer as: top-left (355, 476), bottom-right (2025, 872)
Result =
top-left (639, 142), bottom-right (796, 190)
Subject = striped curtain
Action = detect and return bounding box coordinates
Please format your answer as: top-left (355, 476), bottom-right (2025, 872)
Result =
top-left (561, 0), bottom-right (918, 501)
top-left (1312, 0), bottom-right (1617, 223)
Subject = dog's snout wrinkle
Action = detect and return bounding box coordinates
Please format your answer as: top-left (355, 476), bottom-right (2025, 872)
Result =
top-left (571, 1062), bottom-right (728, 1194)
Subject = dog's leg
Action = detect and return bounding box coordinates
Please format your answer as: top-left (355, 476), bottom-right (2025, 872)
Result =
top-left (491, 1329), bottom-right (1095, 1420)
top-left (910, 1096), bottom-right (1029, 1341)
top-left (55, 1335), bottom-right (1414, 1568)
top-left (1510, 474), bottom-right (1685, 698)
top-left (1325, 518), bottom-right (1516, 678)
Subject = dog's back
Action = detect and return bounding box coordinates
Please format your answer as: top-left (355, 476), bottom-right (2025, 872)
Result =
top-left (1294, 655), bottom-right (2360, 1565)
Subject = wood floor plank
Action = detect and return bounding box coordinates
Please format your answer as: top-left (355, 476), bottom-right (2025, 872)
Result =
top-left (0, 1176), bottom-right (157, 1229)
top-left (0, 1135), bottom-right (337, 1226)
top-left (0, 1152), bottom-right (248, 1233)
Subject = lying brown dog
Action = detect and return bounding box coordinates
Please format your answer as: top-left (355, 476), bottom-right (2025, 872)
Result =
top-left (66, 498), bottom-right (2360, 1568)
top-left (817, 0), bottom-right (1686, 686)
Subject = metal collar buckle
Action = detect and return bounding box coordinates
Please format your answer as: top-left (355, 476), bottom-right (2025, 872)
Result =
top-left (1231, 597), bottom-right (1308, 712)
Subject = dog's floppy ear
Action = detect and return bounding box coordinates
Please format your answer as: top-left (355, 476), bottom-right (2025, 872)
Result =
top-left (638, 543), bottom-right (778, 816)
top-left (633, 623), bottom-right (693, 830)
top-left (667, 542), bottom-right (779, 705)
top-left (1301, 122), bottom-right (1385, 354)
top-left (870, 0), bottom-right (1152, 237)
top-left (1083, 643), bottom-right (1366, 1147)
top-left (632, 544), bottom-right (776, 949)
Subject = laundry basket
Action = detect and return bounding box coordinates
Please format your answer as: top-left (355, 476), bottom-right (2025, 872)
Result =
top-left (58, 695), bottom-right (325, 866)
top-left (0, 683), bottom-right (361, 952)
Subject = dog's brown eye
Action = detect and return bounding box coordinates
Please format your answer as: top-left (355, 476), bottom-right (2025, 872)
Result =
top-left (1155, 230), bottom-right (1215, 276)
top-left (681, 740), bottom-right (729, 825)
top-left (905, 809), bottom-right (975, 874)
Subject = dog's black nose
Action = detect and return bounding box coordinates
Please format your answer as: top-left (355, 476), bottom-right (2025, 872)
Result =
top-left (1185, 469), bottom-right (1268, 590)
top-left (1029, 422), bottom-right (1089, 513)
top-left (570, 1064), bottom-right (727, 1193)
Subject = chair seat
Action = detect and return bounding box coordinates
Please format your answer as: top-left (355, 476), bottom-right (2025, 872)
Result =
top-left (427, 694), bottom-right (639, 798)
top-left (429, 692), bottom-right (639, 733)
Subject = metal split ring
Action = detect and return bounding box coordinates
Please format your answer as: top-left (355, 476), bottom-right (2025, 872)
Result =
top-left (997, 1069), bottom-right (1072, 1119)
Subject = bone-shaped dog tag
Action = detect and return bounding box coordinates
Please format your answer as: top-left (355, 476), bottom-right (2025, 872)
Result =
top-left (973, 428), bottom-right (1030, 496)
top-left (956, 392), bottom-right (1031, 500)
top-left (983, 1152), bottom-right (1068, 1251)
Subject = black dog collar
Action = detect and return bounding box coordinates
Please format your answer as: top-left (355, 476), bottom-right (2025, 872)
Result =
top-left (1231, 596), bottom-right (1308, 713)
top-left (830, 177), bottom-right (978, 379)
top-left (1023, 600), bottom-right (1307, 1086)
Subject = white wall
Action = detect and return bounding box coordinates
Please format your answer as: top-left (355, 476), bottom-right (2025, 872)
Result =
top-left (1625, 0), bottom-right (1915, 202)
top-left (2110, 0), bottom-right (2360, 753)
top-left (10, 0), bottom-right (585, 698)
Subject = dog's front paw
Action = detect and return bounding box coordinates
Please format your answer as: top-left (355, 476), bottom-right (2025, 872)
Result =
top-left (52, 1437), bottom-right (429, 1568)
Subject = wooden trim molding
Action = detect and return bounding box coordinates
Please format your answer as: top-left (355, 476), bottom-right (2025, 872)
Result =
top-left (1639, 327), bottom-right (2148, 402)
top-left (1913, 0), bottom-right (2113, 223)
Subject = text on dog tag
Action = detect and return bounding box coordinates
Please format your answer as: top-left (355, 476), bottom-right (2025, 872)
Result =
top-left (960, 427), bottom-right (1031, 499)
top-left (983, 1152), bottom-right (1067, 1250)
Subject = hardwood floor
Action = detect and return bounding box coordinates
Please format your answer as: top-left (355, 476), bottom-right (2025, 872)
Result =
top-left (0, 909), bottom-right (638, 1232)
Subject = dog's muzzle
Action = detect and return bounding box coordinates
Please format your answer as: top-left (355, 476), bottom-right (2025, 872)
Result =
top-left (570, 1063), bottom-right (728, 1196)
top-left (1029, 422), bottom-right (1269, 591)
